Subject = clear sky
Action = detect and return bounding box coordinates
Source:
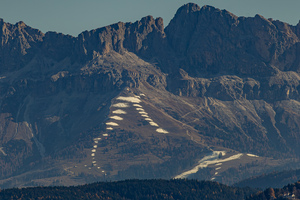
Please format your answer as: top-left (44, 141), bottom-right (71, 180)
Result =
top-left (1, 0), bottom-right (300, 37)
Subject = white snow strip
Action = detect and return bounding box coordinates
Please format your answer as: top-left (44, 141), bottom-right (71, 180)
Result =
top-left (92, 161), bottom-right (96, 164)
top-left (215, 163), bottom-right (222, 166)
top-left (112, 109), bottom-right (127, 114)
top-left (134, 95), bottom-right (141, 98)
top-left (156, 128), bottom-right (168, 133)
top-left (92, 149), bottom-right (96, 152)
top-left (174, 151), bottom-right (243, 179)
top-left (106, 122), bottom-right (119, 126)
top-left (112, 103), bottom-right (129, 108)
top-left (106, 127), bottom-right (113, 130)
top-left (215, 167), bottom-right (221, 170)
top-left (211, 178), bottom-right (215, 180)
top-left (97, 167), bottom-right (100, 169)
top-left (94, 141), bottom-right (98, 143)
top-left (136, 108), bottom-right (144, 111)
top-left (93, 145), bottom-right (97, 148)
top-left (150, 122), bottom-right (159, 127)
top-left (140, 94), bottom-right (145, 96)
top-left (93, 138), bottom-right (101, 141)
top-left (117, 96), bottom-right (141, 103)
top-left (133, 104), bottom-right (142, 107)
top-left (247, 153), bottom-right (259, 157)
top-left (0, 147), bottom-right (7, 156)
top-left (91, 153), bottom-right (95, 157)
top-left (141, 114), bottom-right (149, 118)
top-left (215, 172), bottom-right (218, 175)
top-left (139, 111), bottom-right (148, 115)
top-left (145, 118), bottom-right (153, 121)
top-left (103, 134), bottom-right (109, 137)
top-left (110, 116), bottom-right (123, 120)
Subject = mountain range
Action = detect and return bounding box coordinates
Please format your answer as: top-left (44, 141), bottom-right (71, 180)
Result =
top-left (0, 3), bottom-right (299, 188)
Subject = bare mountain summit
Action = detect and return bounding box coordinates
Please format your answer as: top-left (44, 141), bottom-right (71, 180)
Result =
top-left (0, 3), bottom-right (299, 188)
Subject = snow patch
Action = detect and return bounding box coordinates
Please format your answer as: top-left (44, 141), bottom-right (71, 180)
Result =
top-left (149, 122), bottom-right (159, 127)
top-left (117, 96), bottom-right (141, 103)
top-left (133, 104), bottom-right (142, 107)
top-left (94, 138), bottom-right (101, 141)
top-left (0, 147), bottom-right (7, 156)
top-left (92, 161), bottom-right (96, 164)
top-left (215, 167), bottom-right (221, 170)
top-left (136, 108), bottom-right (144, 111)
top-left (112, 109), bottom-right (127, 114)
top-left (106, 122), bottom-right (119, 126)
top-left (140, 93), bottom-right (145, 96)
top-left (156, 128), bottom-right (168, 133)
top-left (92, 149), bottom-right (96, 152)
top-left (215, 172), bottom-right (218, 175)
top-left (110, 116), bottom-right (123, 120)
top-left (145, 118), bottom-right (153, 121)
top-left (141, 114), bottom-right (149, 118)
top-left (103, 133), bottom-right (109, 137)
top-left (174, 151), bottom-right (243, 179)
top-left (139, 111), bottom-right (148, 115)
top-left (106, 127), bottom-right (113, 130)
top-left (112, 103), bottom-right (129, 108)
top-left (247, 153), bottom-right (259, 157)
top-left (93, 145), bottom-right (97, 148)
top-left (91, 153), bottom-right (95, 156)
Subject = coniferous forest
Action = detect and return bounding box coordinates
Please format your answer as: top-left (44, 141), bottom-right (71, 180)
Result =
top-left (0, 179), bottom-right (256, 200)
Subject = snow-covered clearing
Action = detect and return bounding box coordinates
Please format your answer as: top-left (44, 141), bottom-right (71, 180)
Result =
top-left (156, 128), bottom-right (168, 134)
top-left (106, 122), bottom-right (119, 126)
top-left (174, 151), bottom-right (243, 179)
top-left (112, 109), bottom-right (127, 114)
top-left (149, 122), bottom-right (159, 127)
top-left (117, 96), bottom-right (141, 103)
top-left (112, 103), bottom-right (129, 108)
top-left (110, 116), bottom-right (123, 120)
top-left (106, 127), bottom-right (113, 130)
top-left (103, 133), bottom-right (109, 136)
top-left (133, 104), bottom-right (142, 107)
top-left (247, 153), bottom-right (259, 157)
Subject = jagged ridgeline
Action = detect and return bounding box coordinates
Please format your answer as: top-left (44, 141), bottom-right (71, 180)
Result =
top-left (0, 3), bottom-right (299, 188)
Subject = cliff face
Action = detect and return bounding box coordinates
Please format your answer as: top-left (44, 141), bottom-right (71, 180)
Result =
top-left (0, 3), bottom-right (299, 188)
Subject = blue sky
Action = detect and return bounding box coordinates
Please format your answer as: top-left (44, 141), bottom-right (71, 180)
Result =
top-left (1, 0), bottom-right (300, 36)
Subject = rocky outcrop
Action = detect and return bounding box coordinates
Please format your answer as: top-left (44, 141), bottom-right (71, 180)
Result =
top-left (164, 3), bottom-right (300, 76)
